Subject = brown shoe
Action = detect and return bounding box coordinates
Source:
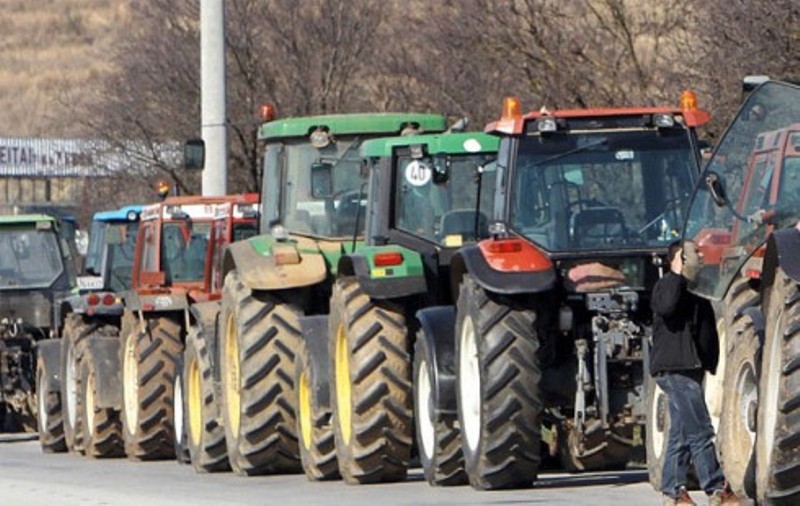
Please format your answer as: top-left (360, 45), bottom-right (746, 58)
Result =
top-left (663, 487), bottom-right (696, 506)
top-left (709, 487), bottom-right (741, 505)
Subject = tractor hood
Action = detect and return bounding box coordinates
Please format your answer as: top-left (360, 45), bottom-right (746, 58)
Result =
top-left (684, 81), bottom-right (800, 300)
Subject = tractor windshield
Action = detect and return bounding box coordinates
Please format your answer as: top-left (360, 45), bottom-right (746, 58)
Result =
top-left (276, 138), bottom-right (367, 238)
top-left (684, 82), bottom-right (800, 299)
top-left (510, 128), bottom-right (698, 252)
top-left (0, 227), bottom-right (64, 289)
top-left (395, 154), bottom-right (496, 246)
top-left (161, 221), bottom-right (212, 283)
top-left (105, 222), bottom-right (139, 292)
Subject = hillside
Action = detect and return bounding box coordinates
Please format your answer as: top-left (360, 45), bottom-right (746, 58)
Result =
top-left (0, 0), bottom-right (125, 137)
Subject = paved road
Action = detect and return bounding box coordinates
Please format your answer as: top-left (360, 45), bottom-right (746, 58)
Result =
top-left (1, 437), bottom-right (688, 506)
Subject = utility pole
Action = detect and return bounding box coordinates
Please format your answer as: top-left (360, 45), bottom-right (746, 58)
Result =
top-left (201, 0), bottom-right (227, 195)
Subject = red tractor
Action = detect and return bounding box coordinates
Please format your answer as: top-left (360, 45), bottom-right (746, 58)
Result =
top-left (105, 194), bottom-right (258, 460)
top-left (682, 79), bottom-right (800, 504)
top-left (439, 93), bottom-right (710, 489)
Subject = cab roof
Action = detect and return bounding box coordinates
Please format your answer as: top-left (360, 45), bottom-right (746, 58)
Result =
top-left (258, 113), bottom-right (447, 141)
top-left (93, 205), bottom-right (145, 223)
top-left (360, 131), bottom-right (500, 158)
top-left (0, 214), bottom-right (56, 225)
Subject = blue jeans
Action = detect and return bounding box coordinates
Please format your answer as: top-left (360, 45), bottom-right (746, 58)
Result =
top-left (655, 371), bottom-right (725, 498)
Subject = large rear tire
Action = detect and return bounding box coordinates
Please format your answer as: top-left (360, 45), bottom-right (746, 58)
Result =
top-left (61, 314), bottom-right (93, 453)
top-left (295, 337), bottom-right (339, 480)
top-left (121, 315), bottom-right (183, 460)
top-left (716, 276), bottom-right (760, 497)
top-left (36, 351), bottom-right (66, 453)
top-left (79, 345), bottom-right (124, 458)
top-left (329, 277), bottom-right (412, 484)
top-left (219, 270), bottom-right (301, 475)
top-left (455, 275), bottom-right (541, 490)
top-left (413, 332), bottom-right (466, 486)
top-left (185, 322), bottom-right (229, 472)
top-left (755, 267), bottom-right (800, 504)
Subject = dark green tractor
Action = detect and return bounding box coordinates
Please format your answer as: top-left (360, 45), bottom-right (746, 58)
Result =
top-left (0, 215), bottom-right (77, 444)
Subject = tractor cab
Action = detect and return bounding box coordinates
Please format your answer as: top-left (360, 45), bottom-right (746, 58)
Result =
top-left (481, 94), bottom-right (710, 293)
top-left (684, 82), bottom-right (800, 299)
top-left (259, 113), bottom-right (448, 244)
top-left (83, 205), bottom-right (143, 293)
top-left (133, 194), bottom-right (259, 300)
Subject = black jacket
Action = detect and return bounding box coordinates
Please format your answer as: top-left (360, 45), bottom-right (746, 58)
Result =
top-left (650, 272), bottom-right (719, 376)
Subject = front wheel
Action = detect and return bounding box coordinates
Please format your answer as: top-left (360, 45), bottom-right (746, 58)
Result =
top-left (645, 373), bottom-right (669, 491)
top-left (79, 347), bottom-right (124, 458)
top-left (755, 267), bottom-right (800, 504)
top-left (36, 352), bottom-right (66, 453)
top-left (184, 322), bottom-right (229, 473)
top-left (413, 332), bottom-right (466, 486)
top-left (295, 338), bottom-right (339, 481)
top-left (455, 275), bottom-right (541, 490)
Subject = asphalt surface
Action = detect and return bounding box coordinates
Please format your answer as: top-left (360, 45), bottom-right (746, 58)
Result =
top-left (0, 436), bottom-right (696, 506)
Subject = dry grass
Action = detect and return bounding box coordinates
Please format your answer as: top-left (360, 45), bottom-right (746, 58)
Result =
top-left (0, 0), bottom-right (126, 137)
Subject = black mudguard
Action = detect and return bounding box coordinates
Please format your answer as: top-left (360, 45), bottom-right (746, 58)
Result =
top-left (299, 315), bottom-right (331, 409)
top-left (36, 340), bottom-right (62, 394)
top-left (765, 226), bottom-right (800, 285)
top-left (415, 306), bottom-right (457, 416)
top-left (456, 244), bottom-right (556, 295)
top-left (83, 336), bottom-right (122, 410)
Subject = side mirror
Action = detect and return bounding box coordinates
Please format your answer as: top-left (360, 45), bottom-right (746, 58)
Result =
top-left (432, 154), bottom-right (449, 184)
top-left (311, 161), bottom-right (334, 198)
top-left (705, 171), bottom-right (728, 207)
top-left (184, 139), bottom-right (205, 170)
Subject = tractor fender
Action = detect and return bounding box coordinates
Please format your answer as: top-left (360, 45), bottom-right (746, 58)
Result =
top-left (452, 241), bottom-right (556, 295)
top-left (337, 251), bottom-right (427, 300)
top-left (299, 315), bottom-right (331, 409)
top-left (35, 339), bottom-right (62, 394)
top-left (222, 238), bottom-right (327, 291)
top-left (415, 306), bottom-right (457, 416)
top-left (82, 336), bottom-right (122, 410)
top-left (763, 226), bottom-right (800, 287)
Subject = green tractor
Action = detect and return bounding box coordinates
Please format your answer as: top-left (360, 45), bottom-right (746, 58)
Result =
top-left (0, 215), bottom-right (77, 441)
top-left (298, 131), bottom-right (498, 484)
top-left (216, 112), bottom-right (447, 476)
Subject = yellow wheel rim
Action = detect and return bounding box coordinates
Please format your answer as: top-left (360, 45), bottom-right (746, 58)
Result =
top-left (123, 332), bottom-right (138, 433)
top-left (84, 370), bottom-right (95, 439)
top-left (298, 369), bottom-right (313, 450)
top-left (188, 356), bottom-right (203, 447)
top-left (224, 314), bottom-right (241, 436)
top-left (335, 323), bottom-right (352, 444)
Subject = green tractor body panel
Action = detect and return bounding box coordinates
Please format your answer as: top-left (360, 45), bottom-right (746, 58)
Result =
top-left (0, 214), bottom-right (57, 226)
top-left (360, 131), bottom-right (499, 158)
top-left (259, 113), bottom-right (447, 141)
top-left (359, 245), bottom-right (425, 279)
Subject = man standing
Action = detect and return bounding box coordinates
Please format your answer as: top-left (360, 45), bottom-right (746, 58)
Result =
top-left (650, 241), bottom-right (739, 506)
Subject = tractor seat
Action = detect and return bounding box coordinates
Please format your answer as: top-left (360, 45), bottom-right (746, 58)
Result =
top-left (570, 207), bottom-right (627, 247)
